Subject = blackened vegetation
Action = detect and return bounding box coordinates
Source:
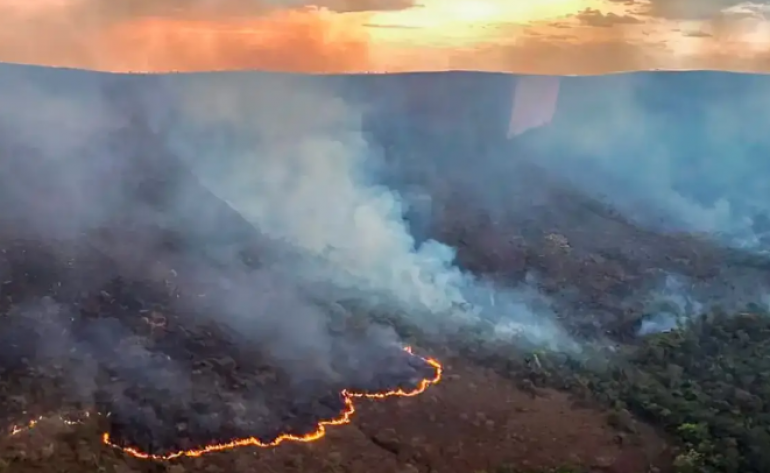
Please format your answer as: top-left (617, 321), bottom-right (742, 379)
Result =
top-left (357, 92), bottom-right (770, 472)
top-left (0, 236), bottom-right (435, 457)
top-left (364, 127), bottom-right (770, 472)
top-left (398, 164), bottom-right (770, 472)
top-left (2, 70), bottom-right (770, 471)
top-left (0, 79), bottom-right (439, 457)
top-left (394, 151), bottom-right (770, 341)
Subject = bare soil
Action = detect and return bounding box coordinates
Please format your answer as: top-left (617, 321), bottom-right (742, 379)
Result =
top-left (0, 230), bottom-right (671, 473)
top-left (0, 355), bottom-right (669, 473)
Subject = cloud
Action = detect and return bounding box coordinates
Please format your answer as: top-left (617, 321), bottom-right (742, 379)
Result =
top-left (273, 0), bottom-right (417, 12)
top-left (639, 0), bottom-right (770, 19)
top-left (0, 0), bottom-right (768, 73)
top-left (1, 0), bottom-right (416, 17)
top-left (575, 8), bottom-right (642, 27)
top-left (444, 15), bottom-right (656, 75)
top-left (0, 3), bottom-right (374, 72)
top-left (0, 0), bottom-right (422, 72)
top-left (460, 37), bottom-right (657, 74)
top-left (682, 30), bottom-right (714, 37)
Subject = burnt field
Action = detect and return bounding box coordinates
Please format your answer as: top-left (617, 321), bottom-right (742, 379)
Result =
top-left (0, 231), bottom-right (440, 459)
top-left (0, 188), bottom-right (671, 473)
top-left (0, 68), bottom-right (444, 462)
top-left (0, 66), bottom-right (769, 473)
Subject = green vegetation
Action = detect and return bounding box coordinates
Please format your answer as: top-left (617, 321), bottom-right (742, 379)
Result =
top-left (374, 302), bottom-right (770, 473)
top-left (491, 309), bottom-right (770, 473)
top-left (619, 311), bottom-right (770, 473)
top-left (313, 302), bottom-right (770, 472)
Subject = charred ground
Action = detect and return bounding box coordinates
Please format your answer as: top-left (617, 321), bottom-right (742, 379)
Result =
top-left (0, 233), bottom-right (439, 457)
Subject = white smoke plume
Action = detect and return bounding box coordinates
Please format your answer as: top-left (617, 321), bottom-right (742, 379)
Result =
top-left (510, 73), bottom-right (770, 252)
top-left (0, 63), bottom-right (579, 404)
top-left (160, 71), bottom-right (576, 351)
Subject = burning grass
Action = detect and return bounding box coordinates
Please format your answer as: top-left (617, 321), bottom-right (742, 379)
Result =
top-left (0, 237), bottom-right (442, 461)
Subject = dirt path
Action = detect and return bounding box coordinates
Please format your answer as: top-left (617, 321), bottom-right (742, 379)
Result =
top-left (1, 356), bottom-right (669, 473)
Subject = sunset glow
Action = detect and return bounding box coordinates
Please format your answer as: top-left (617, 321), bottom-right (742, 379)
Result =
top-left (371, 0), bottom-right (589, 27)
top-left (0, 0), bottom-right (768, 73)
top-left (366, 0), bottom-right (592, 45)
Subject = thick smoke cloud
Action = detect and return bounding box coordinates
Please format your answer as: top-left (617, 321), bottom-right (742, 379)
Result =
top-left (159, 71), bottom-right (576, 351)
top-left (0, 65), bottom-right (398, 413)
top-left (0, 63), bottom-right (579, 428)
top-left (515, 73), bottom-right (770, 248)
top-left (306, 71), bottom-right (770, 345)
top-left (14, 63), bottom-right (769, 420)
top-left (370, 71), bottom-right (770, 335)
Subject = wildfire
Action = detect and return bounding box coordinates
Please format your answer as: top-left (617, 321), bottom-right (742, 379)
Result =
top-left (9, 412), bottom-right (91, 436)
top-left (7, 347), bottom-right (442, 460)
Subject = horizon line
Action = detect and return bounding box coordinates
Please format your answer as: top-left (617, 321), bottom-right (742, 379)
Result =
top-left (1, 61), bottom-right (768, 78)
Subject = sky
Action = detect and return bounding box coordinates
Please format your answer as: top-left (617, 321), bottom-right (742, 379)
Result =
top-left (0, 0), bottom-right (768, 73)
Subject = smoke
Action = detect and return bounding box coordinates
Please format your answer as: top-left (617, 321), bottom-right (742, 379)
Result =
top-left (7, 64), bottom-right (770, 449)
top-left (160, 71), bottom-right (576, 352)
top-left (0, 64), bottom-right (581, 442)
top-left (166, 73), bottom-right (466, 311)
top-left (493, 73), bottom-right (770, 253)
top-left (636, 275), bottom-right (703, 335)
top-left (0, 65), bottom-right (405, 430)
top-left (333, 71), bottom-right (770, 346)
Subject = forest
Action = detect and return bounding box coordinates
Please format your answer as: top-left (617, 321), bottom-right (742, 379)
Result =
top-left (469, 307), bottom-right (770, 473)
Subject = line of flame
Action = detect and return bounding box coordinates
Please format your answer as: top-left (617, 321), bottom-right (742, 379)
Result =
top-left (7, 347), bottom-right (442, 461)
top-left (8, 412), bottom-right (92, 436)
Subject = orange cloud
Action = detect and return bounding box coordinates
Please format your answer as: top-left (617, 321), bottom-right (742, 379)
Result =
top-left (103, 14), bottom-right (371, 73)
top-left (0, 1), bottom-right (377, 72)
top-left (0, 0), bottom-right (768, 74)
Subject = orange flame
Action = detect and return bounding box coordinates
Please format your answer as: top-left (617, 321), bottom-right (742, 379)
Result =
top-left (8, 347), bottom-right (442, 460)
top-left (8, 412), bottom-right (91, 436)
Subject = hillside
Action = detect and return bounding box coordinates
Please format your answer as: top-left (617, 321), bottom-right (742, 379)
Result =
top-left (0, 64), bottom-right (770, 473)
